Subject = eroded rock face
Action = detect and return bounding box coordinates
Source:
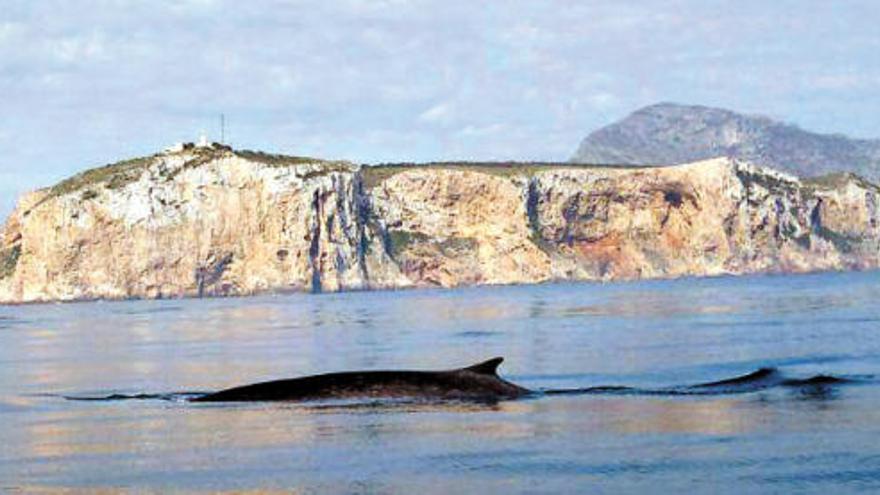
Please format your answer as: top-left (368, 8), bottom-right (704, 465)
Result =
top-left (1, 153), bottom-right (878, 303)
top-left (0, 150), bottom-right (370, 302)
top-left (368, 168), bottom-right (551, 287)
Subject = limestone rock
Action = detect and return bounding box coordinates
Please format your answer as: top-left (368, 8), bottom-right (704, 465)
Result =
top-left (1, 151), bottom-right (878, 303)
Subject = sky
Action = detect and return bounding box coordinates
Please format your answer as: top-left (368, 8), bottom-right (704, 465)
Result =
top-left (1, 0), bottom-right (880, 219)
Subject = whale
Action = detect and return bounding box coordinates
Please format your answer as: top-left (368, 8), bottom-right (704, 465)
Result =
top-left (189, 357), bottom-right (858, 403)
top-left (191, 357), bottom-right (530, 402)
top-left (62, 357), bottom-right (862, 403)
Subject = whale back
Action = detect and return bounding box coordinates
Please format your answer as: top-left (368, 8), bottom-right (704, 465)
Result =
top-left (192, 357), bottom-right (530, 402)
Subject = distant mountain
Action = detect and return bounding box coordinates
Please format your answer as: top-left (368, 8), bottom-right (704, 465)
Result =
top-left (571, 103), bottom-right (880, 180)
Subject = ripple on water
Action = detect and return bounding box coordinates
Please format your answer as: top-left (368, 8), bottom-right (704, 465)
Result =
top-left (453, 330), bottom-right (500, 339)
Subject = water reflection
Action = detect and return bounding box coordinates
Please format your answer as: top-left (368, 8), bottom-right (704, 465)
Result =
top-left (603, 397), bottom-right (761, 435)
top-left (790, 384), bottom-right (842, 403)
top-left (300, 399), bottom-right (506, 415)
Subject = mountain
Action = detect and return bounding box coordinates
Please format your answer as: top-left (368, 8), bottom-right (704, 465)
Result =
top-left (2, 144), bottom-right (880, 303)
top-left (571, 103), bottom-right (880, 180)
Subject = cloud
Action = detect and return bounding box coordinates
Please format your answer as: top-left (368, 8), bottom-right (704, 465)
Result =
top-left (457, 123), bottom-right (507, 137)
top-left (48, 32), bottom-right (107, 63)
top-left (587, 92), bottom-right (619, 111)
top-left (0, 21), bottom-right (24, 43)
top-left (418, 102), bottom-right (455, 124)
top-left (810, 73), bottom-right (880, 91)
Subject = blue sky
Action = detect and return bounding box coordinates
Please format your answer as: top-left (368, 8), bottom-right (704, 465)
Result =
top-left (1, 0), bottom-right (879, 218)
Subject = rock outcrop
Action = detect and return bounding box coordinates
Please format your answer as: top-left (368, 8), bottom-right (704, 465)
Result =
top-left (1, 148), bottom-right (878, 303)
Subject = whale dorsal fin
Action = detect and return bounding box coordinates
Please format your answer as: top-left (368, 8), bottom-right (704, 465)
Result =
top-left (462, 357), bottom-right (504, 376)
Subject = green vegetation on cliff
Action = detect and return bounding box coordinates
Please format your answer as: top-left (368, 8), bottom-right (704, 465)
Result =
top-left (804, 172), bottom-right (880, 192)
top-left (0, 245), bottom-right (21, 280)
top-left (361, 161), bottom-right (648, 189)
top-left (385, 229), bottom-right (478, 259)
top-left (815, 225), bottom-right (858, 253)
top-left (386, 229), bottom-right (431, 258)
top-left (42, 155), bottom-right (157, 204)
top-left (233, 150), bottom-right (329, 167)
top-left (33, 148), bottom-right (359, 212)
top-left (233, 150), bottom-right (355, 179)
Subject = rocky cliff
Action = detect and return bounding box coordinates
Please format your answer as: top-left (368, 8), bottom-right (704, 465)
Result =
top-left (572, 103), bottom-right (880, 181)
top-left (1, 147), bottom-right (879, 303)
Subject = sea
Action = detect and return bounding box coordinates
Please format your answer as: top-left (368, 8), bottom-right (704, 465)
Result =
top-left (1, 270), bottom-right (879, 493)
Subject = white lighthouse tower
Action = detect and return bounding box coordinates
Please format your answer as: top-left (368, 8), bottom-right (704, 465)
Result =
top-left (196, 131), bottom-right (210, 148)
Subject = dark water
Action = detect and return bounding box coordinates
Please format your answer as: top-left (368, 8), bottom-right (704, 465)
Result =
top-left (2, 271), bottom-right (880, 493)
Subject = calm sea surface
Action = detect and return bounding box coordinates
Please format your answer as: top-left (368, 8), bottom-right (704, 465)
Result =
top-left (2, 271), bottom-right (880, 493)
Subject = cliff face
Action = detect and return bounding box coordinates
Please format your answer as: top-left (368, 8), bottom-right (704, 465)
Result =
top-left (1, 149), bottom-right (879, 303)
